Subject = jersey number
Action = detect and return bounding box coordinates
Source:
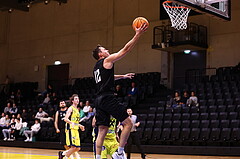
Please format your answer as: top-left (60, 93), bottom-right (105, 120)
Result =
top-left (94, 69), bottom-right (101, 84)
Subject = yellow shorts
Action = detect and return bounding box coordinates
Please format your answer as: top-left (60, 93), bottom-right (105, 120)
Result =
top-left (66, 129), bottom-right (81, 147)
top-left (101, 138), bottom-right (119, 158)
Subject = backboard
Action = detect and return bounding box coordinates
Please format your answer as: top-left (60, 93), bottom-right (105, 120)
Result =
top-left (170, 0), bottom-right (231, 21)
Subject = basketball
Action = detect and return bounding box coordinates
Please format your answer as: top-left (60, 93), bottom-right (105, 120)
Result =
top-left (132, 17), bottom-right (149, 30)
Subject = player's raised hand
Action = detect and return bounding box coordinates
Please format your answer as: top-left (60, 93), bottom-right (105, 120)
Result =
top-left (125, 73), bottom-right (135, 79)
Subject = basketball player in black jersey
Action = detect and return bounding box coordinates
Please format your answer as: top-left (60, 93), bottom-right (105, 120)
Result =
top-left (92, 23), bottom-right (148, 159)
top-left (55, 100), bottom-right (75, 159)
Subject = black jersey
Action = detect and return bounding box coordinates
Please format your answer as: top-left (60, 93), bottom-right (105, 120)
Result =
top-left (58, 110), bottom-right (67, 129)
top-left (93, 58), bottom-right (114, 95)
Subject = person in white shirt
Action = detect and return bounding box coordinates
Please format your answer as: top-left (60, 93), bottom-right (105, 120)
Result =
top-left (187, 91), bottom-right (199, 107)
top-left (24, 119), bottom-right (41, 142)
top-left (35, 107), bottom-right (52, 122)
top-left (83, 100), bottom-right (91, 113)
top-left (0, 114), bottom-right (10, 128)
top-left (0, 113), bottom-right (6, 126)
top-left (2, 118), bottom-right (22, 141)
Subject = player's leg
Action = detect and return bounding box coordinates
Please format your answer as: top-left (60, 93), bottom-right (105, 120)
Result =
top-left (126, 133), bottom-right (133, 159)
top-left (119, 117), bottom-right (132, 148)
top-left (108, 98), bottom-right (132, 158)
top-left (95, 125), bottom-right (108, 159)
top-left (132, 132), bottom-right (146, 159)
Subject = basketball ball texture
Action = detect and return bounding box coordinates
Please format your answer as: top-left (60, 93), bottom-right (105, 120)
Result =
top-left (132, 17), bottom-right (149, 30)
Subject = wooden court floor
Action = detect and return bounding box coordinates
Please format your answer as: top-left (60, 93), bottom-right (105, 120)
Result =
top-left (0, 146), bottom-right (240, 159)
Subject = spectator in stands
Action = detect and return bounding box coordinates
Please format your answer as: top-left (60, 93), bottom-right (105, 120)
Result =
top-left (2, 118), bottom-right (15, 141)
top-left (169, 91), bottom-right (181, 107)
top-left (50, 92), bottom-right (59, 108)
top-left (16, 113), bottom-right (22, 123)
top-left (114, 85), bottom-right (124, 97)
top-left (24, 119), bottom-right (41, 142)
top-left (83, 100), bottom-right (91, 113)
top-left (0, 114), bottom-right (10, 129)
top-left (43, 93), bottom-right (50, 104)
top-left (78, 101), bottom-right (85, 119)
top-left (126, 82), bottom-right (138, 107)
top-left (21, 109), bottom-right (28, 122)
top-left (80, 106), bottom-right (95, 122)
top-left (9, 103), bottom-right (18, 115)
top-left (125, 108), bottom-right (146, 159)
top-left (187, 91), bottom-right (199, 107)
top-left (13, 118), bottom-right (22, 140)
top-left (0, 113), bottom-right (6, 125)
top-left (35, 107), bottom-right (52, 122)
top-left (42, 84), bottom-right (53, 97)
top-left (16, 89), bottom-right (22, 105)
top-left (9, 91), bottom-right (15, 103)
top-left (0, 113), bottom-right (7, 138)
top-left (2, 117), bottom-right (22, 141)
top-left (4, 102), bottom-right (11, 115)
top-left (180, 91), bottom-right (189, 106)
top-left (114, 85), bottom-right (124, 102)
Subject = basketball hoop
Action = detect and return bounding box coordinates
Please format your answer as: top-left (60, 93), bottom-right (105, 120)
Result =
top-left (163, 1), bottom-right (191, 30)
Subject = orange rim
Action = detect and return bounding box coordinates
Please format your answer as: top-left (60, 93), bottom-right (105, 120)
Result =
top-left (163, 1), bottom-right (188, 9)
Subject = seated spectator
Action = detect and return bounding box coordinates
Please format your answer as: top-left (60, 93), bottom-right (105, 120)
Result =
top-left (2, 118), bottom-right (22, 141)
top-left (187, 91), bottom-right (199, 107)
top-left (42, 93), bottom-right (50, 104)
top-left (50, 92), bottom-right (59, 108)
top-left (180, 91), bottom-right (189, 106)
top-left (21, 109), bottom-right (28, 122)
top-left (9, 91), bottom-right (15, 103)
top-left (0, 113), bottom-right (6, 138)
top-left (24, 119), bottom-right (41, 142)
top-left (114, 85), bottom-right (124, 102)
top-left (16, 89), bottom-right (23, 105)
top-left (2, 118), bottom-right (15, 141)
top-left (4, 103), bottom-right (11, 115)
top-left (0, 113), bottom-right (6, 127)
top-left (126, 82), bottom-right (138, 107)
top-left (169, 91), bottom-right (181, 107)
top-left (0, 114), bottom-right (10, 129)
top-left (16, 114), bottom-right (23, 123)
top-left (83, 100), bottom-right (91, 113)
top-left (9, 103), bottom-right (18, 115)
top-left (35, 108), bottom-right (52, 122)
top-left (79, 101), bottom-right (86, 118)
top-left (80, 106), bottom-right (95, 122)
top-left (13, 118), bottom-right (23, 140)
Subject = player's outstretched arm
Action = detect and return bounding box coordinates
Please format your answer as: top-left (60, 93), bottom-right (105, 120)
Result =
top-left (105, 23), bottom-right (148, 65)
top-left (114, 73), bottom-right (135, 80)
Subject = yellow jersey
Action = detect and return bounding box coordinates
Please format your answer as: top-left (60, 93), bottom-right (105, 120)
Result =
top-left (66, 106), bottom-right (80, 130)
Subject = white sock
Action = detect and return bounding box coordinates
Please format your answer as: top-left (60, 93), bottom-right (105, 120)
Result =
top-left (63, 156), bottom-right (68, 159)
top-left (96, 154), bottom-right (101, 159)
top-left (69, 154), bottom-right (74, 159)
top-left (62, 150), bottom-right (68, 156)
top-left (118, 147), bottom-right (124, 154)
top-left (74, 152), bottom-right (80, 159)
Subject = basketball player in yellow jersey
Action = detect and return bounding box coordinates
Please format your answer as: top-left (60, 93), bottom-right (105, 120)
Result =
top-left (92, 116), bottom-right (121, 159)
top-left (59, 94), bottom-right (85, 159)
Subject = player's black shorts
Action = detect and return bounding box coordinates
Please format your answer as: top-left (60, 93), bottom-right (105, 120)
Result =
top-left (60, 128), bottom-right (66, 145)
top-left (95, 94), bottom-right (129, 127)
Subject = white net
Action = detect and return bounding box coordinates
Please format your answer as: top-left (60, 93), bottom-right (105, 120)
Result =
top-left (163, 1), bottom-right (191, 30)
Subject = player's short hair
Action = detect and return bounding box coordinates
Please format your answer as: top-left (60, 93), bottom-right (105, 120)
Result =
top-left (92, 44), bottom-right (102, 60)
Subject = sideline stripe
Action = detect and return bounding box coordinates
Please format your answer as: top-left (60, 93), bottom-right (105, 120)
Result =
top-left (0, 152), bottom-right (93, 158)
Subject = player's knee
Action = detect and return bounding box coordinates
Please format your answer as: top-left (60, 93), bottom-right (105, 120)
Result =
top-left (76, 147), bottom-right (81, 151)
top-left (122, 117), bottom-right (133, 128)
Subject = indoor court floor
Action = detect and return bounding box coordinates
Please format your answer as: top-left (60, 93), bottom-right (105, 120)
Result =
top-left (1, 146), bottom-right (240, 159)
